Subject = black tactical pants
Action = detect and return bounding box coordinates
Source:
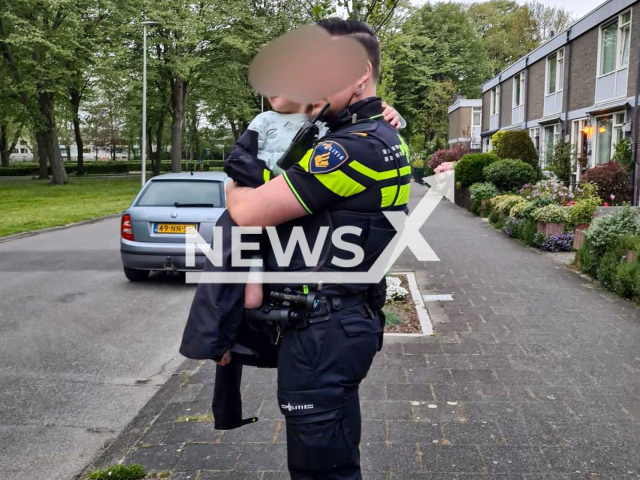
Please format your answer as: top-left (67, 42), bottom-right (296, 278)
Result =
top-left (277, 299), bottom-right (382, 480)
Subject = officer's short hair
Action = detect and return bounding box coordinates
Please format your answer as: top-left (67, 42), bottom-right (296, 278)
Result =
top-left (316, 19), bottom-right (381, 82)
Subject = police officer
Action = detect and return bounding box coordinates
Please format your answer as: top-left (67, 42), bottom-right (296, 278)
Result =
top-left (226, 19), bottom-right (411, 480)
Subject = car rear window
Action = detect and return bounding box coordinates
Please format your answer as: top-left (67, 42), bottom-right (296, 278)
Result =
top-left (136, 180), bottom-right (225, 207)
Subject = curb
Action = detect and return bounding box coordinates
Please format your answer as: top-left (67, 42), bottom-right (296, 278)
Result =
top-left (0, 214), bottom-right (122, 244)
top-left (72, 358), bottom-right (202, 480)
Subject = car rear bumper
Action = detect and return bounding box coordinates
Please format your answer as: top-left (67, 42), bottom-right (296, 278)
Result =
top-left (120, 239), bottom-right (207, 271)
top-left (121, 252), bottom-right (206, 271)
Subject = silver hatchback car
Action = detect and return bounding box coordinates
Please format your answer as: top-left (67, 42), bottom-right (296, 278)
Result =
top-left (120, 172), bottom-right (228, 281)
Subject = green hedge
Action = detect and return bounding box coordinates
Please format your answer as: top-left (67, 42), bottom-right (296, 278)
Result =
top-left (483, 159), bottom-right (537, 192)
top-left (494, 130), bottom-right (539, 169)
top-left (453, 153), bottom-right (498, 187)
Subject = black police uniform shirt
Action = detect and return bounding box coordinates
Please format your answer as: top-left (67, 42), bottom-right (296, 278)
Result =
top-left (267, 96), bottom-right (412, 293)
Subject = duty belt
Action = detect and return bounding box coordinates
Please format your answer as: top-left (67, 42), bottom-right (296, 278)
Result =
top-left (244, 289), bottom-right (373, 342)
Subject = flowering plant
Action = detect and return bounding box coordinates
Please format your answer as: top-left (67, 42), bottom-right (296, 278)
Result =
top-left (519, 179), bottom-right (574, 205)
top-left (533, 204), bottom-right (569, 224)
top-left (386, 276), bottom-right (408, 301)
top-left (503, 217), bottom-right (524, 238)
top-left (539, 233), bottom-right (574, 252)
top-left (434, 161), bottom-right (455, 174)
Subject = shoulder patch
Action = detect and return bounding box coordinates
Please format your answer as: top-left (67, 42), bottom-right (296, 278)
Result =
top-left (309, 140), bottom-right (349, 174)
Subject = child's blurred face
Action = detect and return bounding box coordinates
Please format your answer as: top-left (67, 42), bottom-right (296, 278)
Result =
top-left (268, 96), bottom-right (304, 114)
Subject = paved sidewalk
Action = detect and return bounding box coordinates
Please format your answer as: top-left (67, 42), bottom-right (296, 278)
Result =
top-left (80, 184), bottom-right (640, 479)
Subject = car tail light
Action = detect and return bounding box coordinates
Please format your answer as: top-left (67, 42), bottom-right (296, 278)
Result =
top-left (121, 214), bottom-right (134, 241)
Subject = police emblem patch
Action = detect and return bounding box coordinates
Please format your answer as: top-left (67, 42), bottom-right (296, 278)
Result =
top-left (309, 141), bottom-right (349, 174)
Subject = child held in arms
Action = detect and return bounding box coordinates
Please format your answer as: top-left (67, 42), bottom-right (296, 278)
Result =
top-left (233, 95), bottom-right (406, 314)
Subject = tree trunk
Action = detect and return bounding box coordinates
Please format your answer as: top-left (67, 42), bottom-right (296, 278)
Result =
top-left (0, 124), bottom-right (8, 167)
top-left (155, 117), bottom-right (164, 175)
top-left (70, 88), bottom-right (84, 175)
top-left (170, 78), bottom-right (189, 172)
top-left (0, 124), bottom-right (21, 167)
top-left (66, 145), bottom-right (71, 162)
top-left (39, 91), bottom-right (67, 184)
top-left (146, 126), bottom-right (153, 173)
top-left (36, 131), bottom-right (48, 179)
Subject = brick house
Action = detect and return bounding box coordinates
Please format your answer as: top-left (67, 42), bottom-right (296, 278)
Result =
top-left (448, 94), bottom-right (482, 151)
top-left (480, 0), bottom-right (640, 203)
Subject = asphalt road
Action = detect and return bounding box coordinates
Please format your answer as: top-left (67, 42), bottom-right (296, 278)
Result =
top-left (0, 218), bottom-right (197, 480)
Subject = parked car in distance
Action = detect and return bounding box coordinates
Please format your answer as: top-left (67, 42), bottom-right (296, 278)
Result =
top-left (120, 172), bottom-right (228, 281)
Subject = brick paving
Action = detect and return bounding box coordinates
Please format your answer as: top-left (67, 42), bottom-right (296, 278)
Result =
top-left (82, 184), bottom-right (640, 479)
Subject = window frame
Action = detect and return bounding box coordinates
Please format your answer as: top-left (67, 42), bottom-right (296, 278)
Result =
top-left (597, 9), bottom-right (633, 77)
top-left (489, 86), bottom-right (500, 116)
top-left (512, 73), bottom-right (525, 108)
top-left (529, 127), bottom-right (540, 152)
top-left (471, 107), bottom-right (482, 128)
top-left (545, 48), bottom-right (564, 96)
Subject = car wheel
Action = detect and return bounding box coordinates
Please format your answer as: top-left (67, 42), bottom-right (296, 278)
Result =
top-left (124, 267), bottom-right (150, 282)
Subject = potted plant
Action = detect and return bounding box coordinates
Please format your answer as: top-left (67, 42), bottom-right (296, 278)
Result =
top-left (411, 158), bottom-right (425, 184)
top-left (568, 198), bottom-right (600, 250)
top-left (533, 204), bottom-right (569, 236)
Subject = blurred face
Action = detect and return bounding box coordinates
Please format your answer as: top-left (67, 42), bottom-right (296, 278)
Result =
top-left (310, 60), bottom-right (374, 119)
top-left (267, 96), bottom-right (305, 114)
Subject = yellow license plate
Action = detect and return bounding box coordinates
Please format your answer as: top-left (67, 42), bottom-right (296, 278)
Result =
top-left (155, 223), bottom-right (196, 234)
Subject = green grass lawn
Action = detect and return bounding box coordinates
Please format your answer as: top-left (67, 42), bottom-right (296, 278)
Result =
top-left (0, 176), bottom-right (142, 237)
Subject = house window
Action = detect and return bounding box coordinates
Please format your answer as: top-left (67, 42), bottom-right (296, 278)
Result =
top-left (472, 107), bottom-right (481, 127)
top-left (490, 86), bottom-right (500, 116)
top-left (513, 73), bottom-right (525, 107)
top-left (600, 10), bottom-right (632, 75)
top-left (20, 148), bottom-right (27, 154)
top-left (546, 49), bottom-right (564, 95)
top-left (543, 124), bottom-right (560, 166)
top-left (595, 111), bottom-right (625, 164)
top-left (529, 127), bottom-right (540, 151)
top-left (620, 11), bottom-right (631, 67)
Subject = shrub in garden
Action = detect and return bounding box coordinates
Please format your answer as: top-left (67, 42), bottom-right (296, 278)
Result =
top-left (584, 206), bottom-right (640, 259)
top-left (494, 130), bottom-right (539, 169)
top-left (567, 198), bottom-right (600, 229)
top-left (519, 179), bottom-right (574, 205)
top-left (483, 159), bottom-right (537, 192)
top-left (533, 204), bottom-right (569, 224)
top-left (488, 209), bottom-right (501, 226)
top-left (469, 182), bottom-right (498, 202)
top-left (545, 140), bottom-right (573, 185)
top-left (454, 153), bottom-right (498, 187)
top-left (613, 261), bottom-right (639, 299)
top-left (521, 219), bottom-right (537, 246)
top-left (519, 196), bottom-right (553, 219)
top-left (574, 181), bottom-right (600, 202)
top-left (612, 137), bottom-right (633, 167)
top-left (427, 143), bottom-right (469, 170)
top-left (491, 194), bottom-right (525, 215)
top-left (579, 206), bottom-right (640, 278)
top-left (490, 130), bottom-right (506, 152)
top-left (580, 161), bottom-right (632, 204)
